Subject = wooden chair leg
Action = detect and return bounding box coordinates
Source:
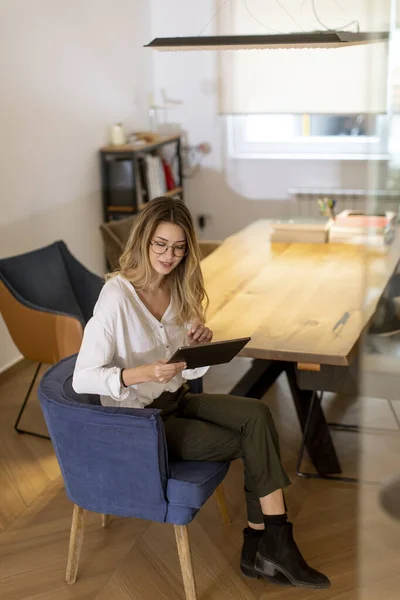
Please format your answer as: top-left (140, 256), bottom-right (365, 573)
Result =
top-left (174, 525), bottom-right (197, 600)
top-left (214, 483), bottom-right (230, 526)
top-left (66, 504), bottom-right (85, 585)
top-left (101, 514), bottom-right (110, 528)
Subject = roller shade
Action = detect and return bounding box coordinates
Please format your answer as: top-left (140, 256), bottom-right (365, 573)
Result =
top-left (218, 0), bottom-right (391, 114)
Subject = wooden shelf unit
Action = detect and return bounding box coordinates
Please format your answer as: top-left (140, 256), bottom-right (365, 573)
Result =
top-left (155, 186), bottom-right (183, 200)
top-left (106, 205), bottom-right (135, 213)
top-left (100, 134), bottom-right (184, 222)
top-left (100, 134), bottom-right (182, 154)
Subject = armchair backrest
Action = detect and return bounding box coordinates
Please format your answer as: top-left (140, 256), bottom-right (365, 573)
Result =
top-left (100, 216), bottom-right (136, 271)
top-left (0, 242), bottom-right (84, 322)
top-left (39, 355), bottom-right (170, 522)
top-left (0, 241), bottom-right (104, 364)
top-left (58, 242), bottom-right (103, 323)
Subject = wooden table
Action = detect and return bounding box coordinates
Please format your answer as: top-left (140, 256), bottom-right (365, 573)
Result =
top-left (201, 220), bottom-right (400, 476)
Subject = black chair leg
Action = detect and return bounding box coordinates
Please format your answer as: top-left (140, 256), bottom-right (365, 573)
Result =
top-left (296, 391), bottom-right (360, 484)
top-left (14, 363), bottom-right (50, 440)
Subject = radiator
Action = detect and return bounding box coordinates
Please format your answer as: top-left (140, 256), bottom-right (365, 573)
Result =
top-left (289, 188), bottom-right (400, 218)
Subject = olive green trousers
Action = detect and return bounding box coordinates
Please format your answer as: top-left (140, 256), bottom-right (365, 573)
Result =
top-left (148, 386), bottom-right (291, 523)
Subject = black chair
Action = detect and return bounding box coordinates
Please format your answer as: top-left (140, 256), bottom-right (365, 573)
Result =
top-left (0, 241), bottom-right (104, 439)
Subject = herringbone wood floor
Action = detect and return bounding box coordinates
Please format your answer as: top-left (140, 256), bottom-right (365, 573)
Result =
top-left (0, 357), bottom-right (399, 599)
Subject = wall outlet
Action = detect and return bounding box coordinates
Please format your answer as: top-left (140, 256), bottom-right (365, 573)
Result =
top-left (197, 215), bottom-right (206, 229)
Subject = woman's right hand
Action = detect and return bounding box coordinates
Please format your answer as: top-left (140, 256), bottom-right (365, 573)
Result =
top-left (121, 360), bottom-right (187, 387)
top-left (143, 360), bottom-right (187, 384)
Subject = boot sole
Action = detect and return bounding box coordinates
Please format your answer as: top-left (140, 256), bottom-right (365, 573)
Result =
top-left (255, 552), bottom-right (331, 589)
top-left (240, 564), bottom-right (259, 579)
top-left (240, 563), bottom-right (292, 586)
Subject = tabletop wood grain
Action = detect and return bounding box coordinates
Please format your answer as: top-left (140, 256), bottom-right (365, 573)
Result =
top-left (202, 220), bottom-right (400, 367)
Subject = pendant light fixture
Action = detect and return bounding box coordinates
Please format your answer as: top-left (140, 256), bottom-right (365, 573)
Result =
top-left (145, 31), bottom-right (388, 52)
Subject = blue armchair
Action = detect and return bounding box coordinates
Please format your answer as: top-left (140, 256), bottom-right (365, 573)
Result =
top-left (38, 355), bottom-right (230, 600)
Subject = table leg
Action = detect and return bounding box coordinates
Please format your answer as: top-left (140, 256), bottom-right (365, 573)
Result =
top-left (285, 364), bottom-right (341, 476)
top-left (229, 359), bottom-right (285, 399)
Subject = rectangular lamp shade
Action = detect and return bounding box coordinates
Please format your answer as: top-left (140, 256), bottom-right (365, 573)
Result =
top-left (144, 32), bottom-right (388, 51)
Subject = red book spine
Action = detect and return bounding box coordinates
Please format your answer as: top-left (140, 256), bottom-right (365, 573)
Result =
top-left (162, 160), bottom-right (176, 191)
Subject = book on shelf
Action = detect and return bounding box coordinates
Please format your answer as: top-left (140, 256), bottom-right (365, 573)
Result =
top-left (154, 155), bottom-right (167, 196)
top-left (136, 156), bottom-right (149, 205)
top-left (162, 159), bottom-right (176, 190)
top-left (136, 153), bottom-right (178, 207)
top-left (270, 219), bottom-right (331, 244)
top-left (144, 155), bottom-right (155, 199)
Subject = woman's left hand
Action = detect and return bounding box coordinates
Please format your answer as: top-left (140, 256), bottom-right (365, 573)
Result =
top-left (187, 322), bottom-right (213, 345)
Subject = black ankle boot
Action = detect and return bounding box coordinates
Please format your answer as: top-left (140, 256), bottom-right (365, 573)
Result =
top-left (240, 528), bottom-right (291, 586)
top-left (255, 522), bottom-right (331, 589)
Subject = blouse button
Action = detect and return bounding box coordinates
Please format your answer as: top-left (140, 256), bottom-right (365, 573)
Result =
top-left (166, 345), bottom-right (169, 349)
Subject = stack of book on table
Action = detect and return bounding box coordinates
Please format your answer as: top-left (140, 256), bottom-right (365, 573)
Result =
top-left (329, 210), bottom-right (397, 246)
top-left (270, 211), bottom-right (397, 246)
top-left (270, 219), bottom-right (331, 244)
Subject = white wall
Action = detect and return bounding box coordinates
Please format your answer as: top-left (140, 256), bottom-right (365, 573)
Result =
top-left (150, 0), bottom-right (384, 240)
top-left (0, 0), bottom-right (152, 372)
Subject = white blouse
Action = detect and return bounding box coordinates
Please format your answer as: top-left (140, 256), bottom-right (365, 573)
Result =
top-left (72, 275), bottom-right (209, 408)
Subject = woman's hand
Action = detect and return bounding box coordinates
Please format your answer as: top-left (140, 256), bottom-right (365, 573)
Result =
top-left (122, 360), bottom-right (187, 386)
top-left (187, 322), bottom-right (213, 345)
top-left (146, 360), bottom-right (187, 384)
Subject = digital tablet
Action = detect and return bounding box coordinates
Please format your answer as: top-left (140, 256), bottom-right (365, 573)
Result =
top-left (167, 337), bottom-right (251, 370)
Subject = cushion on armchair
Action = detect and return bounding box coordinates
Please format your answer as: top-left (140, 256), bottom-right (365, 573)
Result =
top-left (167, 461), bottom-right (229, 509)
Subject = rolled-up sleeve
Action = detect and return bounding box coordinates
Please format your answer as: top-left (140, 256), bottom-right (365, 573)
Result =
top-left (72, 311), bottom-right (130, 402)
top-left (182, 366), bottom-right (210, 380)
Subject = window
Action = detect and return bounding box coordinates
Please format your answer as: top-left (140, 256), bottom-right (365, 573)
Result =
top-left (228, 114), bottom-right (389, 160)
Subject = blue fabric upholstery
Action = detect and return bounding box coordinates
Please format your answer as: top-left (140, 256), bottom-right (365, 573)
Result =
top-left (167, 461), bottom-right (229, 508)
top-left (0, 241), bottom-right (103, 326)
top-left (38, 355), bottom-right (229, 526)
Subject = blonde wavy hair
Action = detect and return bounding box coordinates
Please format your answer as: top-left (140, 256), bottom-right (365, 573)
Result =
top-left (107, 197), bottom-right (208, 324)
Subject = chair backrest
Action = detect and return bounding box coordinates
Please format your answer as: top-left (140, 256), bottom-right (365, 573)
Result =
top-left (100, 216), bottom-right (136, 271)
top-left (58, 242), bottom-right (103, 323)
top-left (39, 355), bottom-right (170, 522)
top-left (0, 241), bottom-right (104, 363)
top-left (0, 241), bottom-right (84, 321)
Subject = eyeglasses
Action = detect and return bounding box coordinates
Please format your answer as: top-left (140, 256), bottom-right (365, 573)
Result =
top-left (150, 240), bottom-right (188, 258)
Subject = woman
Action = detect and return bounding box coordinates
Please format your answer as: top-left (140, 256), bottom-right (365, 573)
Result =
top-left (73, 197), bottom-right (330, 589)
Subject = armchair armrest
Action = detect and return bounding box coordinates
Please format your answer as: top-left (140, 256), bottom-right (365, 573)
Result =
top-left (39, 357), bottom-right (170, 521)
